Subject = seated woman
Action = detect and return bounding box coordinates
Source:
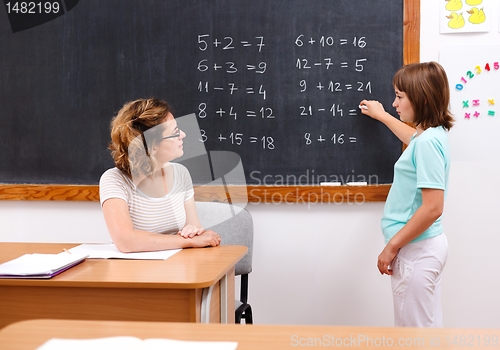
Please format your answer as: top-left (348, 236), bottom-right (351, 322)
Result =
top-left (99, 98), bottom-right (221, 252)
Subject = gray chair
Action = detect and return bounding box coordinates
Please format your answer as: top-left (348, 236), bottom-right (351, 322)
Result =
top-left (195, 201), bottom-right (254, 324)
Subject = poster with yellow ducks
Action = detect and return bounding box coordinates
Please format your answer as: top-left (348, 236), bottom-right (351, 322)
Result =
top-left (440, 0), bottom-right (490, 33)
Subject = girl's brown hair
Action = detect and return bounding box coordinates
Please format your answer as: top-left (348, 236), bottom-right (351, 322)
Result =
top-left (392, 61), bottom-right (454, 131)
top-left (109, 98), bottom-right (172, 177)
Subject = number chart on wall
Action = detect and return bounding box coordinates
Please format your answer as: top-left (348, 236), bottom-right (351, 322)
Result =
top-left (440, 45), bottom-right (500, 162)
top-left (0, 0), bottom-right (404, 185)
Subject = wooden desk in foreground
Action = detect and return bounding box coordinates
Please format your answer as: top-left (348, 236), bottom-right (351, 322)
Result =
top-left (0, 243), bottom-right (247, 328)
top-left (1, 319), bottom-right (499, 350)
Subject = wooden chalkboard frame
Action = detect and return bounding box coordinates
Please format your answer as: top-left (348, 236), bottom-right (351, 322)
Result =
top-left (0, 0), bottom-right (419, 203)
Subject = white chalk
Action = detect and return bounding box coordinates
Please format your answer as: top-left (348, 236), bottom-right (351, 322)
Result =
top-left (346, 181), bottom-right (368, 186)
top-left (358, 105), bottom-right (368, 110)
top-left (320, 182), bottom-right (342, 186)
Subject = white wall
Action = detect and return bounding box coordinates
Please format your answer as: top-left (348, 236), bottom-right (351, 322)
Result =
top-left (1, 0), bottom-right (499, 328)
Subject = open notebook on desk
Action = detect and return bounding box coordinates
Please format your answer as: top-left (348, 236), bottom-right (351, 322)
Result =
top-left (0, 251), bottom-right (88, 279)
top-left (68, 243), bottom-right (181, 260)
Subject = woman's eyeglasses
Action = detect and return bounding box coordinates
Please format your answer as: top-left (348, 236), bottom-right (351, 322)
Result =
top-left (160, 130), bottom-right (181, 140)
top-left (136, 123), bottom-right (181, 157)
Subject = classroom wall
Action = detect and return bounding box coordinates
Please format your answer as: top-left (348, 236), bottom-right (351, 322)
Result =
top-left (1, 0), bottom-right (499, 328)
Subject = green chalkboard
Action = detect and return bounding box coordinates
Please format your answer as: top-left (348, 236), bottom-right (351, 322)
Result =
top-left (0, 0), bottom-right (403, 186)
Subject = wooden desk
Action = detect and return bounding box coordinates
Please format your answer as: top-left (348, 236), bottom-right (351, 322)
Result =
top-left (1, 319), bottom-right (499, 350)
top-left (0, 243), bottom-right (247, 328)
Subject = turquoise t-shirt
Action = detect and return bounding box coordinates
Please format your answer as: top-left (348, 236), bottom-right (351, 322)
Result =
top-left (381, 126), bottom-right (450, 243)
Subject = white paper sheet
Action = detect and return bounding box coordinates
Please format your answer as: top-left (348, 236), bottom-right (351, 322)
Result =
top-left (36, 336), bottom-right (238, 350)
top-left (68, 243), bottom-right (181, 260)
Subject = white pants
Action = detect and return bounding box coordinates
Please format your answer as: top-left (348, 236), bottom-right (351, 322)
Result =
top-left (391, 234), bottom-right (448, 327)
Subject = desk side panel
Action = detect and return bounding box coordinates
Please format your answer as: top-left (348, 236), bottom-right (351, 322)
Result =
top-left (0, 286), bottom-right (202, 328)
